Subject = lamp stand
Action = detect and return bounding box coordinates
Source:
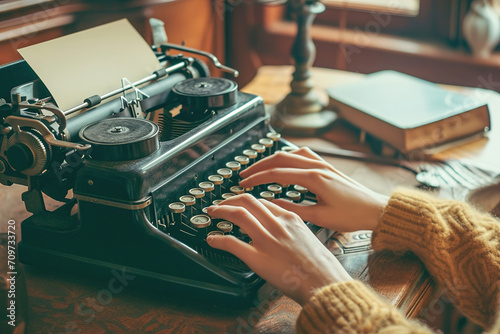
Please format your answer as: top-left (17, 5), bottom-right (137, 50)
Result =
top-left (270, 1), bottom-right (337, 136)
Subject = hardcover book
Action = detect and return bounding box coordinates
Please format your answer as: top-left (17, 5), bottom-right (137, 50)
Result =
top-left (327, 71), bottom-right (491, 154)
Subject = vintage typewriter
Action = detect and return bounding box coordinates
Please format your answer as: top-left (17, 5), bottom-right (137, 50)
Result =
top-left (0, 42), bottom-right (336, 302)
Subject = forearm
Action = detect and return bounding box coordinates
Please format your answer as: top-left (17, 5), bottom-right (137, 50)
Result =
top-left (296, 280), bottom-right (432, 334)
top-left (372, 189), bottom-right (500, 328)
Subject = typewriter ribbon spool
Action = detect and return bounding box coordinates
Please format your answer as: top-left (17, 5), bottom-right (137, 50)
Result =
top-left (79, 118), bottom-right (159, 161)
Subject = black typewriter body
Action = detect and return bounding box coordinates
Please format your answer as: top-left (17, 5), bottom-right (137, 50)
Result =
top-left (0, 46), bottom-right (333, 303)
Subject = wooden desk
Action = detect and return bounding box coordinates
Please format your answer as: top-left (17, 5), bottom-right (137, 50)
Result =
top-left (2, 66), bottom-right (499, 333)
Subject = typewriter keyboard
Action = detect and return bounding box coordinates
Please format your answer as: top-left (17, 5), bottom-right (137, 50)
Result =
top-left (159, 132), bottom-right (311, 271)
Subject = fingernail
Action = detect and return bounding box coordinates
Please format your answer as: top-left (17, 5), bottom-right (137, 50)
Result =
top-left (207, 236), bottom-right (213, 243)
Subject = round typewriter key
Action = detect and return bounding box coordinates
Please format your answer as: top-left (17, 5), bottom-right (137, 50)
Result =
top-left (180, 195), bottom-right (196, 216)
top-left (226, 161), bottom-right (241, 171)
top-left (202, 207), bottom-right (208, 214)
top-left (222, 193), bottom-right (236, 200)
top-left (286, 190), bottom-right (302, 202)
top-left (189, 188), bottom-right (205, 210)
top-left (266, 132), bottom-right (281, 152)
top-left (293, 185), bottom-right (308, 201)
top-left (281, 146), bottom-right (296, 152)
top-left (208, 175), bottom-right (224, 197)
top-left (230, 186), bottom-right (245, 195)
top-left (190, 214), bottom-right (211, 235)
top-left (212, 199), bottom-right (224, 205)
top-left (243, 149), bottom-right (258, 165)
top-left (199, 181), bottom-right (215, 203)
top-left (260, 191), bottom-right (275, 201)
top-left (251, 144), bottom-right (266, 160)
top-left (267, 184), bottom-right (282, 198)
top-left (234, 155), bottom-right (250, 170)
top-left (168, 202), bottom-right (185, 228)
top-left (217, 221), bottom-right (233, 234)
top-left (208, 175), bottom-right (223, 184)
top-left (190, 214), bottom-right (211, 228)
top-left (226, 161), bottom-right (241, 183)
top-left (217, 168), bottom-right (232, 179)
top-left (207, 231), bottom-right (224, 237)
top-left (168, 202), bottom-right (185, 213)
top-left (259, 138), bottom-right (274, 156)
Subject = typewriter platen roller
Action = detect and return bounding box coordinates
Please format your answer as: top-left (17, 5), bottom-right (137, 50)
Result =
top-left (1, 44), bottom-right (334, 302)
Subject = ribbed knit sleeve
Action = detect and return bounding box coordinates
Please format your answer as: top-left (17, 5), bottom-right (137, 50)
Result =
top-left (296, 280), bottom-right (432, 334)
top-left (296, 189), bottom-right (500, 333)
top-left (372, 189), bottom-right (500, 328)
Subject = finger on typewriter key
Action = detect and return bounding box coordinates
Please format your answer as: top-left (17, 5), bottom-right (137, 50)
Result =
top-left (293, 185), bottom-right (308, 202)
top-left (168, 202), bottom-right (186, 229)
top-left (208, 175), bottom-right (224, 198)
top-left (225, 161), bottom-right (241, 184)
top-left (190, 214), bottom-right (212, 236)
top-left (234, 155), bottom-right (250, 171)
top-left (213, 199), bottom-right (224, 206)
top-left (230, 185), bottom-right (245, 195)
top-left (180, 195), bottom-right (196, 217)
top-left (202, 207), bottom-right (208, 214)
top-left (251, 143), bottom-right (266, 160)
top-left (281, 146), bottom-right (296, 152)
top-left (267, 184), bottom-right (283, 198)
top-left (259, 138), bottom-right (274, 157)
top-left (286, 190), bottom-right (302, 203)
top-left (217, 168), bottom-right (232, 191)
top-left (266, 132), bottom-right (281, 153)
top-left (243, 149), bottom-right (258, 165)
top-left (260, 191), bottom-right (275, 201)
top-left (199, 181), bottom-right (215, 204)
top-left (189, 188), bottom-right (205, 210)
top-left (217, 221), bottom-right (233, 235)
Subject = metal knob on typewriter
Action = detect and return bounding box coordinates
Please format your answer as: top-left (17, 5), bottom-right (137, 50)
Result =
top-left (79, 118), bottom-right (159, 161)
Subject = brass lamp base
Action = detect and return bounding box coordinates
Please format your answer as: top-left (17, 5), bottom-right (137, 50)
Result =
top-left (269, 92), bottom-right (337, 136)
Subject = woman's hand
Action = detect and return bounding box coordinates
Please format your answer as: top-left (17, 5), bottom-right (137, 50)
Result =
top-left (206, 194), bottom-right (351, 305)
top-left (239, 147), bottom-right (389, 232)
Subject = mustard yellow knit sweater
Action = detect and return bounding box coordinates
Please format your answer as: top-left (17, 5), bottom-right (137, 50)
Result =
top-left (296, 189), bottom-right (500, 334)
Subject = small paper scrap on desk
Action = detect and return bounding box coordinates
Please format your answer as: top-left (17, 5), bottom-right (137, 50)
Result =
top-left (18, 19), bottom-right (161, 111)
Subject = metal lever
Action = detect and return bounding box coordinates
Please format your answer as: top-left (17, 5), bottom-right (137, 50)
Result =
top-left (160, 43), bottom-right (239, 78)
